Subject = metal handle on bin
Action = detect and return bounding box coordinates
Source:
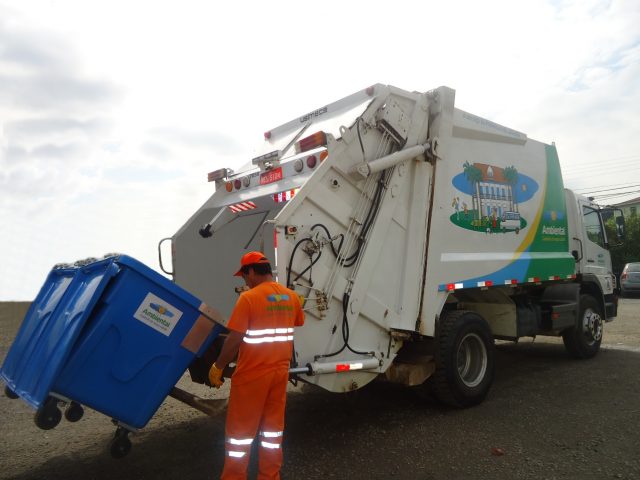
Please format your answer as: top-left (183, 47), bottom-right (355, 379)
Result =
top-left (158, 237), bottom-right (174, 276)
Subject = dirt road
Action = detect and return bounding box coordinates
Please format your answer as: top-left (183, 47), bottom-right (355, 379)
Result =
top-left (2, 299), bottom-right (639, 480)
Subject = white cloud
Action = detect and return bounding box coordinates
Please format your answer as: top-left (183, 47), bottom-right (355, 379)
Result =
top-left (1, 0), bottom-right (639, 299)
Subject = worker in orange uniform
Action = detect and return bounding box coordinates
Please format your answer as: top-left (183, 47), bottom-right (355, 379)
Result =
top-left (209, 251), bottom-right (304, 480)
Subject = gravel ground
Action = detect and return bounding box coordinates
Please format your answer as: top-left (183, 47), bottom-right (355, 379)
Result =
top-left (1, 299), bottom-right (639, 480)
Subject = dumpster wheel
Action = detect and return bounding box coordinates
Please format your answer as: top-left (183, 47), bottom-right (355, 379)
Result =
top-left (34, 396), bottom-right (62, 430)
top-left (4, 385), bottom-right (19, 399)
top-left (110, 427), bottom-right (132, 459)
top-left (64, 402), bottom-right (84, 422)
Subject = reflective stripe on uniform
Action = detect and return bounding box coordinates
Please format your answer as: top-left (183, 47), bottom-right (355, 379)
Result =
top-left (244, 335), bottom-right (294, 344)
top-left (228, 451), bottom-right (247, 458)
top-left (261, 441), bottom-right (281, 449)
top-left (246, 328), bottom-right (294, 336)
top-left (228, 437), bottom-right (253, 445)
top-left (260, 431), bottom-right (283, 438)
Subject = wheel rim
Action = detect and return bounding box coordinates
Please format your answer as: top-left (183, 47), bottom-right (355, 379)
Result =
top-left (456, 333), bottom-right (488, 388)
top-left (582, 308), bottom-right (603, 345)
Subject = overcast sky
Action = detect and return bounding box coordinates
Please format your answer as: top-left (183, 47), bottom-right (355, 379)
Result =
top-left (1, 0), bottom-right (639, 300)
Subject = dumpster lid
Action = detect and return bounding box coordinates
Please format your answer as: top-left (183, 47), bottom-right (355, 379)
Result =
top-left (115, 255), bottom-right (203, 308)
top-left (0, 258), bottom-right (120, 409)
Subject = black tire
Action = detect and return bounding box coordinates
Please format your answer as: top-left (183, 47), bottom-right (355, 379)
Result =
top-left (64, 402), bottom-right (84, 422)
top-left (432, 310), bottom-right (495, 408)
top-left (562, 294), bottom-right (603, 359)
top-left (4, 385), bottom-right (19, 399)
top-left (34, 397), bottom-right (62, 430)
top-left (110, 429), bottom-right (132, 459)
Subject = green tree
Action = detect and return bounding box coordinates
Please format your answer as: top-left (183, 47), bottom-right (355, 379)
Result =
top-left (606, 214), bottom-right (640, 274)
top-left (463, 161), bottom-right (483, 222)
top-left (503, 166), bottom-right (519, 212)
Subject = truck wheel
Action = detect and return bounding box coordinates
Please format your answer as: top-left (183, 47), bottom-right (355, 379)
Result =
top-left (562, 294), bottom-right (602, 359)
top-left (432, 310), bottom-right (495, 408)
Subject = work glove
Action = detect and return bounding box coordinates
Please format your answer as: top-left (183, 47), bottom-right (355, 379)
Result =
top-left (208, 363), bottom-right (224, 388)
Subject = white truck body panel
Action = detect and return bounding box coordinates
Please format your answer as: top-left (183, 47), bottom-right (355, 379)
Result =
top-left (171, 84), bottom-right (617, 393)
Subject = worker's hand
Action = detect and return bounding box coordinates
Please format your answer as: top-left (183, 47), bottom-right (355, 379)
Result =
top-left (208, 363), bottom-right (224, 389)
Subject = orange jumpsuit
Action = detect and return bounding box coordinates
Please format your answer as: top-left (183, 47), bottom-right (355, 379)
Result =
top-left (221, 282), bottom-right (304, 480)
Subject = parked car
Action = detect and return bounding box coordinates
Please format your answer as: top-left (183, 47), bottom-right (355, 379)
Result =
top-left (620, 262), bottom-right (640, 297)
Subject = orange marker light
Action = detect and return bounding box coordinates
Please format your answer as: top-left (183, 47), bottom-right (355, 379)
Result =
top-left (295, 131), bottom-right (327, 154)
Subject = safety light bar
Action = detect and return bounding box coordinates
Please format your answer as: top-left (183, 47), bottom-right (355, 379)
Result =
top-left (294, 131), bottom-right (327, 154)
top-left (207, 168), bottom-right (232, 182)
top-left (252, 150), bottom-right (280, 166)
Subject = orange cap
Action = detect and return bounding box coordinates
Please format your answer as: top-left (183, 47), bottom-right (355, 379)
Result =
top-left (234, 251), bottom-right (270, 276)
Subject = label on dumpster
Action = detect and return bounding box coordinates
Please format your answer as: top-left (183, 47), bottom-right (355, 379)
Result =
top-left (133, 292), bottom-right (183, 336)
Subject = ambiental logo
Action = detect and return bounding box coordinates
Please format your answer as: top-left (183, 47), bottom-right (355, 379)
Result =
top-left (267, 294), bottom-right (290, 302)
top-left (134, 292), bottom-right (183, 336)
top-left (149, 302), bottom-right (175, 317)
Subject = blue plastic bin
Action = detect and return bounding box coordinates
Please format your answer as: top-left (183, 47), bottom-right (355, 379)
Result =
top-left (1, 255), bottom-right (223, 429)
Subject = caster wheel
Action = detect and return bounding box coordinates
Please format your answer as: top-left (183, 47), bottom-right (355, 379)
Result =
top-left (110, 429), bottom-right (132, 459)
top-left (34, 397), bottom-right (62, 430)
top-left (64, 402), bottom-right (84, 422)
top-left (4, 385), bottom-right (19, 399)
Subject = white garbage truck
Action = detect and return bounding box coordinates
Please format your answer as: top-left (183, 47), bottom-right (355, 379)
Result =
top-left (164, 84), bottom-right (624, 407)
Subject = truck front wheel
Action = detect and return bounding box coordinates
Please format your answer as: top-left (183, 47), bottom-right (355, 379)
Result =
top-left (562, 294), bottom-right (603, 359)
top-left (432, 310), bottom-right (495, 408)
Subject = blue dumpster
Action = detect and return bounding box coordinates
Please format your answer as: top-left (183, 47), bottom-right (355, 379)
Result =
top-left (1, 255), bottom-right (223, 430)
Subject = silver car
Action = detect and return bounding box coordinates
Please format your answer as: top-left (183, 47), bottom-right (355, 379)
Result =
top-left (620, 262), bottom-right (640, 297)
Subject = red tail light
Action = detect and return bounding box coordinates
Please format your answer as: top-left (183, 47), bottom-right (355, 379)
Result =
top-left (295, 131), bottom-right (327, 154)
top-left (306, 155), bottom-right (317, 169)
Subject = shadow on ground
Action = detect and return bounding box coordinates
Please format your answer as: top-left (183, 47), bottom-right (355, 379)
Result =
top-left (6, 341), bottom-right (640, 480)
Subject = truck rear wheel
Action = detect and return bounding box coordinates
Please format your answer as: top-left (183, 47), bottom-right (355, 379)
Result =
top-left (432, 310), bottom-right (495, 408)
top-left (562, 294), bottom-right (602, 359)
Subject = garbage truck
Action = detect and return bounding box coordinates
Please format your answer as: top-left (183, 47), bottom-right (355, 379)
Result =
top-left (164, 83), bottom-right (625, 408)
top-left (1, 83), bottom-right (627, 458)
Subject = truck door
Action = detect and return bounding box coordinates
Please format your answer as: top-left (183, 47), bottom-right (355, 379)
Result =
top-left (579, 202), bottom-right (614, 295)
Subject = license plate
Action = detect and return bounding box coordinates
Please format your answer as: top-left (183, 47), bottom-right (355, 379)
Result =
top-left (259, 167), bottom-right (283, 186)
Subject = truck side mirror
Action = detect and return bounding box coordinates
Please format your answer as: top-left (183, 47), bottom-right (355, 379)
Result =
top-left (601, 207), bottom-right (625, 247)
top-left (615, 214), bottom-right (625, 240)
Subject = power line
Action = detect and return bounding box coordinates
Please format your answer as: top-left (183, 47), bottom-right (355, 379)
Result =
top-left (562, 164), bottom-right (640, 177)
top-left (561, 155), bottom-right (640, 171)
top-left (589, 190), bottom-right (640, 201)
top-left (576, 184), bottom-right (640, 194)
top-left (562, 156), bottom-right (640, 169)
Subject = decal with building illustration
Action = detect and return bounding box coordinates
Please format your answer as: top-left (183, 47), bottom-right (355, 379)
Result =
top-left (451, 162), bottom-right (539, 234)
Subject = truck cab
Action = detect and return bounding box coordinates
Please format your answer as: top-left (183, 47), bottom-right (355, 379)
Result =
top-left (566, 190), bottom-right (624, 319)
